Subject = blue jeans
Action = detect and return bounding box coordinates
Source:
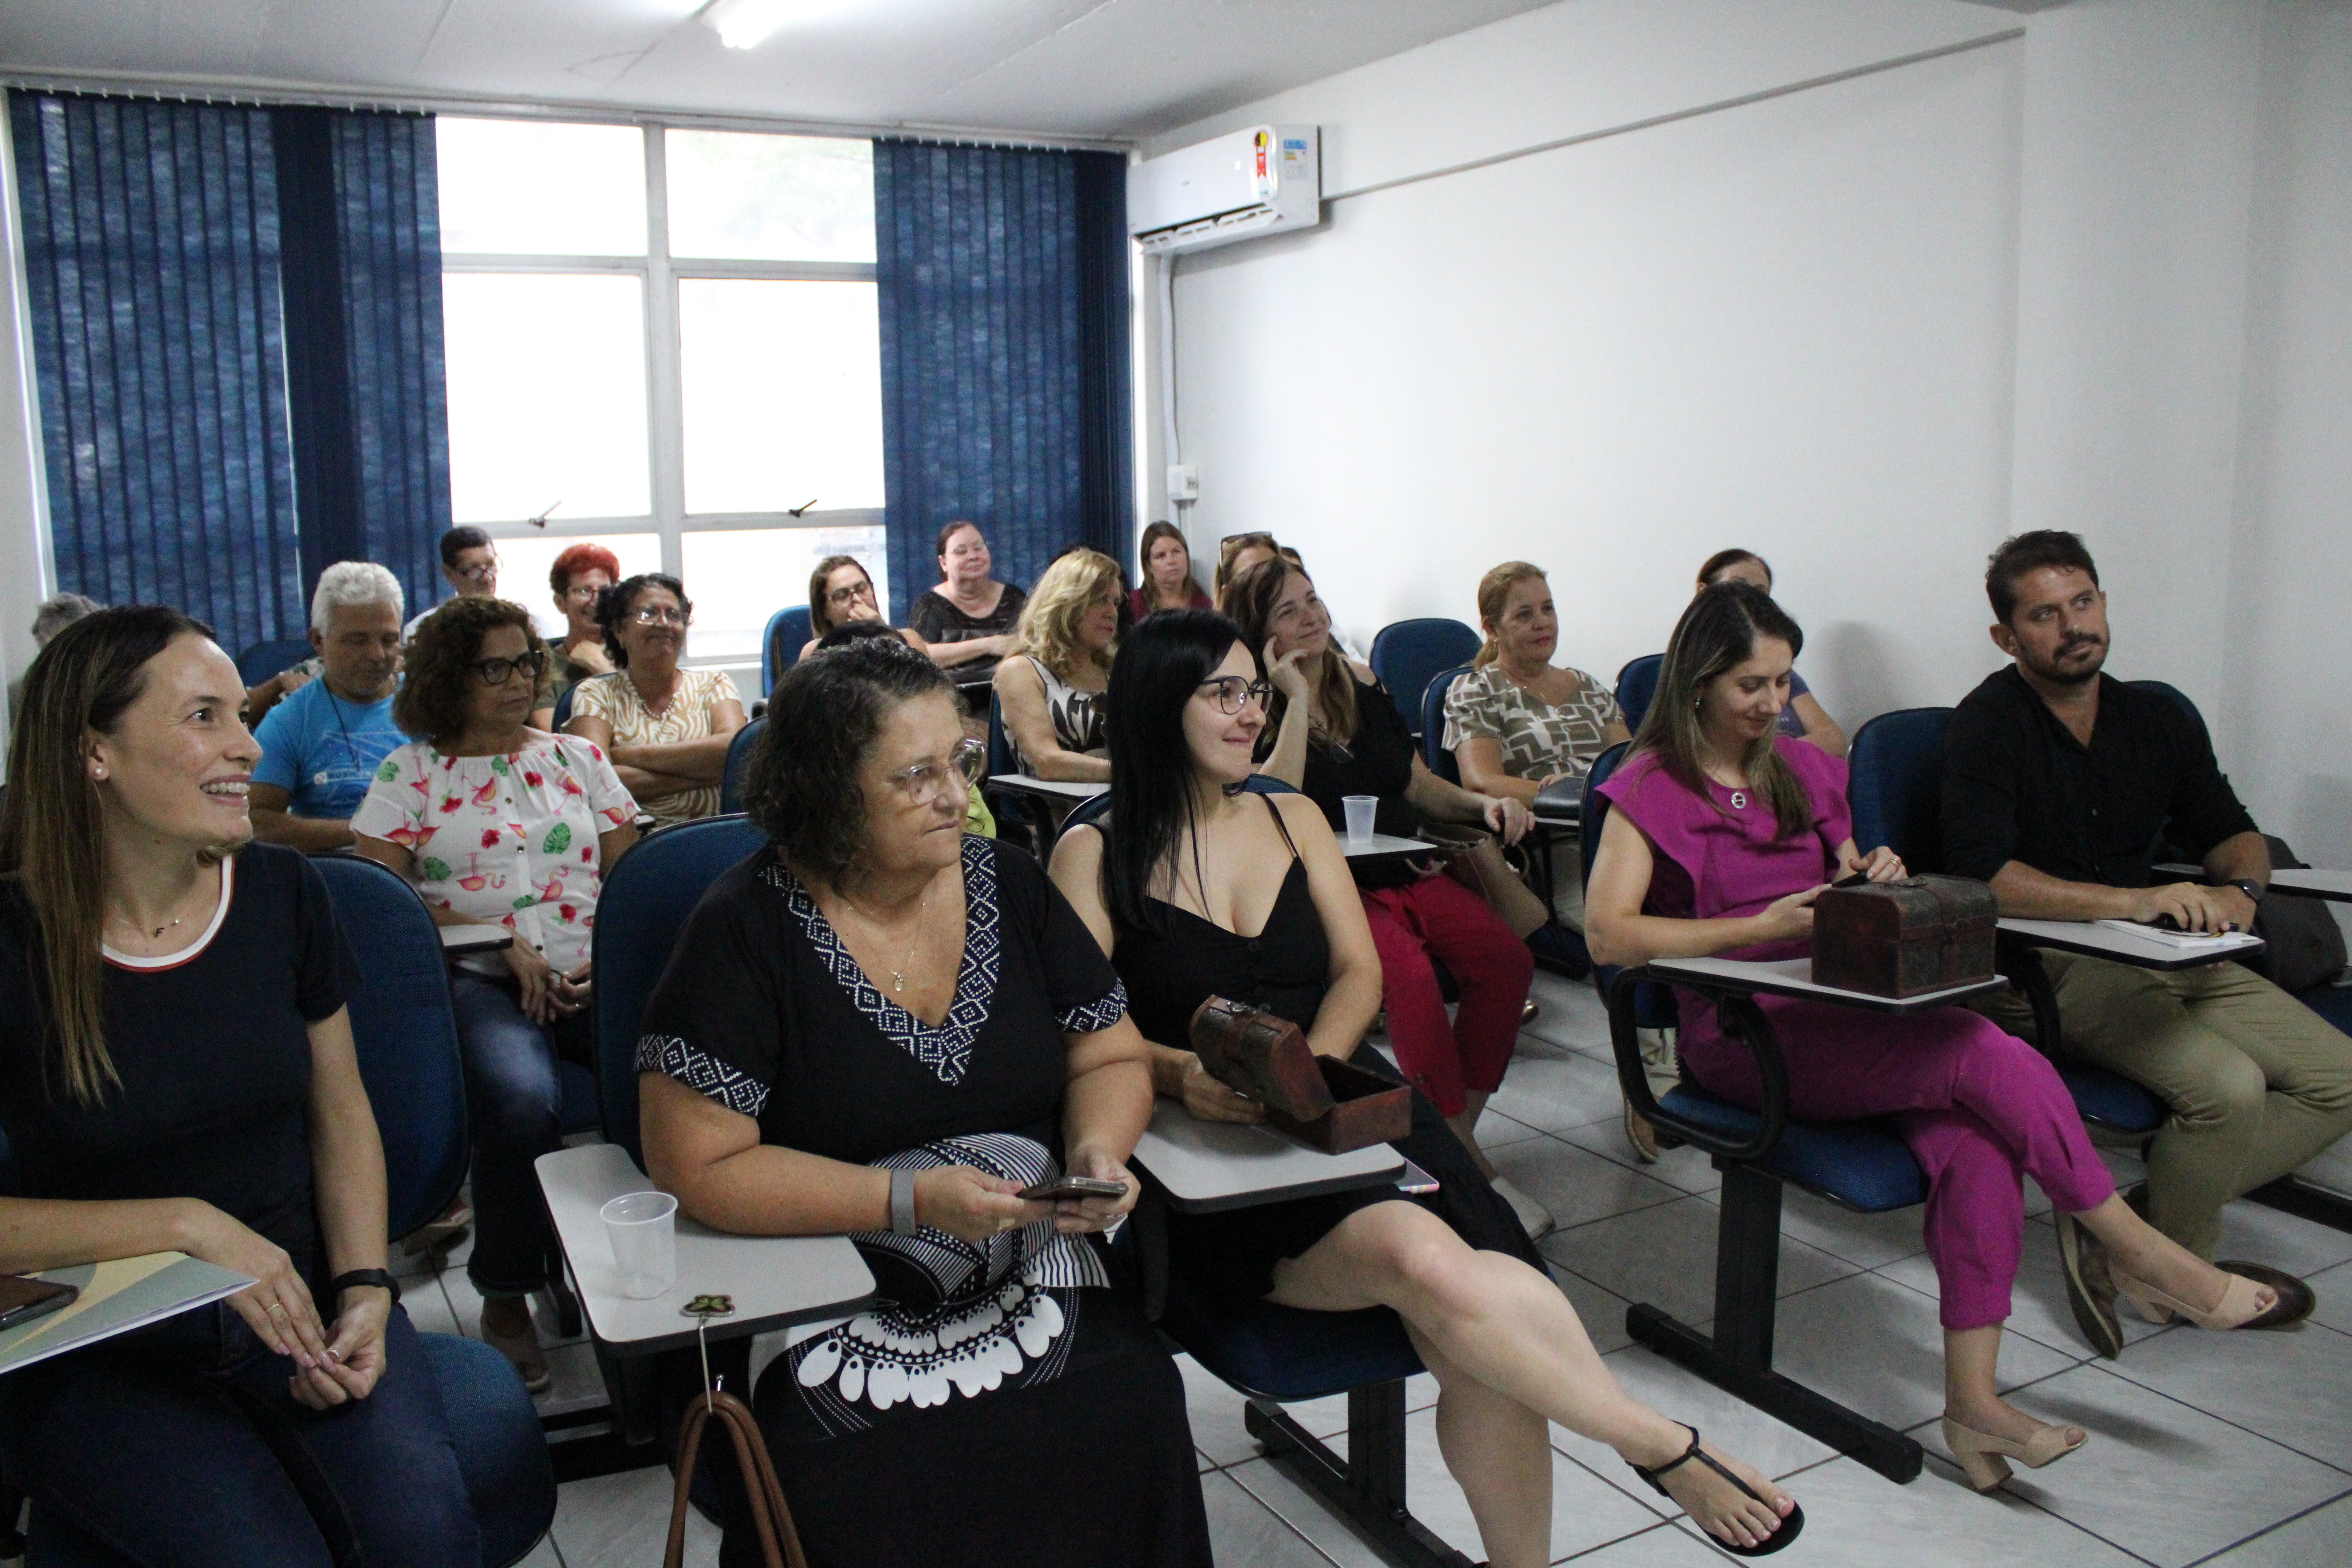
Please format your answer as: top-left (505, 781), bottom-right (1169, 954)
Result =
top-left (0, 1303), bottom-right (479, 1567)
top-left (450, 973), bottom-right (584, 1297)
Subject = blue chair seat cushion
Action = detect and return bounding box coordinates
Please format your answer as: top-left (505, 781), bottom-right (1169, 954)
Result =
top-left (1656, 1086), bottom-right (1929, 1213)
top-left (2059, 1063), bottom-right (2167, 1135)
top-left (2297, 982), bottom-right (2352, 1040)
top-left (1159, 1272), bottom-right (1421, 1404)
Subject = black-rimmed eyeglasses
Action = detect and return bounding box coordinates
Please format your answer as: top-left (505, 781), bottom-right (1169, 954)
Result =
top-left (467, 650), bottom-right (548, 687)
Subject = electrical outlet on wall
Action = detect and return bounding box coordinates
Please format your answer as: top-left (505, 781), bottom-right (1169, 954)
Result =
top-left (1167, 465), bottom-right (1199, 501)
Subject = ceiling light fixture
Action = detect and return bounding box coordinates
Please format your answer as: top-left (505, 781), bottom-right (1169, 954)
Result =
top-left (702, 0), bottom-right (838, 51)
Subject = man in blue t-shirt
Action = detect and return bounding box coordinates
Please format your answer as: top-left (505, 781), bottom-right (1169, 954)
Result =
top-left (252, 562), bottom-right (409, 852)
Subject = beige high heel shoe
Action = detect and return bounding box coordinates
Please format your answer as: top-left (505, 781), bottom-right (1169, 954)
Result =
top-left (1940, 1417), bottom-right (2085, 1492)
top-left (2111, 1265), bottom-right (2306, 1331)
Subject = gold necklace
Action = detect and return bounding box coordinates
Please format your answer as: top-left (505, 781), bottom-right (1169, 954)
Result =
top-left (839, 878), bottom-right (938, 994)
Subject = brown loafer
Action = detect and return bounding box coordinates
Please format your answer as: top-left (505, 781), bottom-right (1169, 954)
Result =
top-left (2213, 1261), bottom-right (2317, 1329)
top-left (1624, 1102), bottom-right (1660, 1164)
top-left (2056, 1212), bottom-right (2123, 1359)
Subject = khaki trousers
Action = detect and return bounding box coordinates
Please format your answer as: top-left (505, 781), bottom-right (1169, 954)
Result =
top-left (1978, 953), bottom-right (2352, 1257)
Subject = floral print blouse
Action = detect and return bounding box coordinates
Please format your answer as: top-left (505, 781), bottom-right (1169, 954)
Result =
top-left (350, 733), bottom-right (637, 973)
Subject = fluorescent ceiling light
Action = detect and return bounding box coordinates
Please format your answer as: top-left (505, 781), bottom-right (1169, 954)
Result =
top-left (702, 0), bottom-right (847, 51)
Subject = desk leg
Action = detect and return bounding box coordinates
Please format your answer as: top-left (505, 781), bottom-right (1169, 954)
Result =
top-left (1244, 1384), bottom-right (1476, 1568)
top-left (2248, 1176), bottom-right (2352, 1235)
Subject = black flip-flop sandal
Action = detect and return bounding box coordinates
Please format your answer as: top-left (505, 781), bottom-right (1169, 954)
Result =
top-left (1629, 1425), bottom-right (1804, 1558)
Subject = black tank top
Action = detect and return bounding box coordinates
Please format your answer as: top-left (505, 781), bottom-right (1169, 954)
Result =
top-left (1114, 795), bottom-right (1330, 1044)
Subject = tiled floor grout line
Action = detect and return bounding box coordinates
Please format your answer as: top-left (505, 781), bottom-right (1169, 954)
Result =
top-left (2178, 1486), bottom-right (2352, 1568)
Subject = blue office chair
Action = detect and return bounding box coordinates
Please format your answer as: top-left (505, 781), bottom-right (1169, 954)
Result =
top-left (21, 858), bottom-right (560, 1568)
top-left (1613, 654), bottom-right (1664, 735)
top-left (235, 637), bottom-right (314, 688)
top-left (592, 815), bottom-right (769, 1168)
top-left (1417, 663), bottom-right (1475, 784)
top-left (982, 693), bottom-right (1058, 855)
top-left (762, 607), bottom-right (813, 697)
top-left (551, 680), bottom-right (581, 734)
top-left (720, 717), bottom-right (765, 815)
top-left (1368, 619), bottom-right (1481, 739)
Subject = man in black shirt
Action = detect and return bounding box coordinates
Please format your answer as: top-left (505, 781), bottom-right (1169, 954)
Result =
top-left (1943, 531), bottom-right (2352, 1272)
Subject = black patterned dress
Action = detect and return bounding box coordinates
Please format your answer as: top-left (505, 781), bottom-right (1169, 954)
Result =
top-left (637, 835), bottom-right (1211, 1568)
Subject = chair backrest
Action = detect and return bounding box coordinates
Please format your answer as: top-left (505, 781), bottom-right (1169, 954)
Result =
top-left (236, 637), bottom-right (313, 688)
top-left (1419, 664), bottom-right (1475, 783)
top-left (2130, 678), bottom-right (2209, 740)
top-left (1613, 653), bottom-right (1664, 734)
top-left (1367, 619), bottom-right (1482, 737)
top-left (987, 690), bottom-right (1019, 778)
top-left (1846, 707), bottom-right (1955, 871)
top-left (1063, 772), bottom-right (1297, 838)
top-left (311, 855), bottom-right (471, 1241)
top-left (593, 814), bottom-right (769, 1164)
top-left (720, 717), bottom-right (765, 814)
top-left (1581, 740), bottom-right (1633, 889)
top-left (762, 606), bottom-right (813, 697)
top-left (552, 679), bottom-right (579, 733)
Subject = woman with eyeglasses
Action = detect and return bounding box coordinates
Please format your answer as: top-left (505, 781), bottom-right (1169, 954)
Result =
top-left (798, 555), bottom-right (930, 663)
top-left (353, 598), bottom-right (639, 1391)
top-left (565, 573), bottom-right (748, 827)
top-left (635, 635), bottom-right (1211, 1568)
top-left (532, 541), bottom-right (621, 728)
top-left (1047, 611), bottom-right (1801, 1563)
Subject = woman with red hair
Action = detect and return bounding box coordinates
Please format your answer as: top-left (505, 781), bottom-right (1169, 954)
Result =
top-left (534, 542), bottom-right (621, 726)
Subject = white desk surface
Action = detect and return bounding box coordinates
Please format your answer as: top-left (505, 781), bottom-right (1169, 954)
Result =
top-left (1997, 917), bottom-right (2264, 971)
top-left (536, 1144), bottom-right (875, 1356)
top-left (2153, 862), bottom-right (2352, 904)
top-left (1645, 955), bottom-right (2007, 1015)
top-left (1531, 809), bottom-right (1583, 829)
top-left (987, 774), bottom-right (1107, 801)
top-left (1131, 1099), bottom-right (1405, 1214)
top-left (1341, 833), bottom-right (1434, 860)
top-left (439, 924), bottom-right (513, 955)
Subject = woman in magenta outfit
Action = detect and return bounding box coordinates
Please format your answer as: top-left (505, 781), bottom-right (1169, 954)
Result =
top-left (1586, 583), bottom-right (2286, 1492)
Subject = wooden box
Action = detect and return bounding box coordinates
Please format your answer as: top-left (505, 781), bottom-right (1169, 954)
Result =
top-left (1812, 874), bottom-right (1998, 998)
top-left (1187, 996), bottom-right (1410, 1154)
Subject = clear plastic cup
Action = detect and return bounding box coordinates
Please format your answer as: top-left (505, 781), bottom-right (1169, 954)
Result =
top-left (601, 1191), bottom-right (678, 1300)
top-left (1343, 795), bottom-right (1377, 843)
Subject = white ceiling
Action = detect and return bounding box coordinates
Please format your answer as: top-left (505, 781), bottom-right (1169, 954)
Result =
top-left (0, 0), bottom-right (1562, 143)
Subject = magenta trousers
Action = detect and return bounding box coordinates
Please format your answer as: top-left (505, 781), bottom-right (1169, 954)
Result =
top-left (1360, 873), bottom-right (1534, 1118)
top-left (1677, 997), bottom-right (2115, 1330)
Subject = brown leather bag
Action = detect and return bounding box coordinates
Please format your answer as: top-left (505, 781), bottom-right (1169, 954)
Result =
top-left (1414, 822), bottom-right (1551, 939)
top-left (665, 1388), bottom-right (807, 1568)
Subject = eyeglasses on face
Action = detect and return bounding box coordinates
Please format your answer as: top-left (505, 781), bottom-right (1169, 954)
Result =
top-left (630, 605), bottom-right (690, 628)
top-left (467, 649), bottom-right (547, 687)
top-left (564, 583), bottom-right (604, 603)
top-left (454, 555), bottom-right (499, 582)
top-left (884, 739), bottom-right (987, 807)
top-left (1197, 676), bottom-right (1274, 715)
top-left (826, 579), bottom-right (877, 608)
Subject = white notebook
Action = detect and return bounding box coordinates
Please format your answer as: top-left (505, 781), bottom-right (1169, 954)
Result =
top-left (0, 1252), bottom-right (252, 1377)
top-left (2093, 919), bottom-right (2258, 952)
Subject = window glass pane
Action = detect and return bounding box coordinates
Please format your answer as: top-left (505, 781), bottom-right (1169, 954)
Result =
top-left (666, 131), bottom-right (874, 262)
top-left (437, 119), bottom-right (646, 255)
top-left (679, 279), bottom-right (883, 514)
top-left (681, 526), bottom-right (890, 661)
top-left (444, 274), bottom-right (650, 523)
top-left (485, 532), bottom-right (664, 641)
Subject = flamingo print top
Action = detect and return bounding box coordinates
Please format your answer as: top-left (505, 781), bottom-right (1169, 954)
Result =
top-left (351, 733), bottom-right (637, 974)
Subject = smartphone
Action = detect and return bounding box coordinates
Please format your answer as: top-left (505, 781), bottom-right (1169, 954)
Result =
top-left (1394, 1160), bottom-right (1441, 1196)
top-left (1018, 1176), bottom-right (1130, 1203)
top-left (1832, 872), bottom-right (1871, 889)
top-left (0, 1274), bottom-right (78, 1332)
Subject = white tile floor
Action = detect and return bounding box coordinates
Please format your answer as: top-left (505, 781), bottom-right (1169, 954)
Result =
top-left (401, 968), bottom-right (2352, 1566)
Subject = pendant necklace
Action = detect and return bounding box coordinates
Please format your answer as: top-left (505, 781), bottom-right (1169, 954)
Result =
top-left (1730, 790), bottom-right (1748, 810)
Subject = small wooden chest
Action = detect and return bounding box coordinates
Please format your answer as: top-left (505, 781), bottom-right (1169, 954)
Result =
top-left (1811, 875), bottom-right (1998, 998)
top-left (1188, 995), bottom-right (1411, 1154)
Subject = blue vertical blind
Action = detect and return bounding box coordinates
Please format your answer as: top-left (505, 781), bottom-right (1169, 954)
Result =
top-left (9, 94), bottom-right (304, 652)
top-left (873, 141), bottom-right (1132, 617)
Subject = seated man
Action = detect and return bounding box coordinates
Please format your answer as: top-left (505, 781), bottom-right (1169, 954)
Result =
top-left (403, 524), bottom-right (500, 639)
top-left (1942, 529), bottom-right (2352, 1304)
top-left (250, 562), bottom-right (409, 852)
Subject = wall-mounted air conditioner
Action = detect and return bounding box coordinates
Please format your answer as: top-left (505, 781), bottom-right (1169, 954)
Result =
top-left (1128, 125), bottom-right (1320, 256)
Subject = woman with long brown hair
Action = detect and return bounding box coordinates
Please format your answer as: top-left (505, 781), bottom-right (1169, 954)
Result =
top-left (1691, 550), bottom-right (1846, 755)
top-left (0, 606), bottom-right (480, 1564)
top-left (1131, 522), bottom-right (1211, 620)
top-left (798, 554), bottom-right (929, 662)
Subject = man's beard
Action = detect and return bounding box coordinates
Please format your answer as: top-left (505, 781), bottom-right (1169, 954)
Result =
top-left (2023, 634), bottom-right (2106, 687)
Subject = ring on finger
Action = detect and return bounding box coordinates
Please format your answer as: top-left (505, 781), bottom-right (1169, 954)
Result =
top-left (265, 1300), bottom-right (290, 1317)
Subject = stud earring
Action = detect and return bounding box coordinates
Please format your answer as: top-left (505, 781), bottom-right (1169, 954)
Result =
top-left (91, 766), bottom-right (106, 779)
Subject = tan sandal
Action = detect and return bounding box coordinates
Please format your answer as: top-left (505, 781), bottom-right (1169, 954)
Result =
top-left (1940, 1416), bottom-right (2085, 1492)
top-left (2112, 1265), bottom-right (2300, 1331)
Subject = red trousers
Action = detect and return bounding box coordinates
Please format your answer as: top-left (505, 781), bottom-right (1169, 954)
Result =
top-left (1359, 873), bottom-right (1534, 1117)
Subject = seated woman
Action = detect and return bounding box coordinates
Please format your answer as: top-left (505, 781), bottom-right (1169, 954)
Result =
top-left (566, 573), bottom-right (747, 827)
top-left (817, 619), bottom-right (995, 839)
top-left (354, 599), bottom-right (639, 1390)
top-left (635, 637), bottom-right (1210, 1568)
top-left (1586, 581), bottom-right (2290, 1492)
top-left (1049, 609), bottom-right (1801, 1562)
top-left (799, 554), bottom-right (930, 664)
top-left (1213, 530), bottom-right (1281, 601)
top-left (1224, 559), bottom-right (1551, 1236)
top-left (909, 520), bottom-right (1028, 704)
top-left (1131, 521), bottom-right (1212, 621)
top-left (994, 547), bottom-right (1119, 784)
top-left (1693, 550), bottom-right (1846, 755)
top-left (530, 540), bottom-right (619, 728)
top-left (0, 606), bottom-right (479, 1565)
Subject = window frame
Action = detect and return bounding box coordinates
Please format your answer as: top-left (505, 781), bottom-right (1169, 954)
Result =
top-left (439, 121), bottom-right (881, 670)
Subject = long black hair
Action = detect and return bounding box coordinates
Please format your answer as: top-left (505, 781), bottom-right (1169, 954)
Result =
top-left (1099, 608), bottom-right (1247, 935)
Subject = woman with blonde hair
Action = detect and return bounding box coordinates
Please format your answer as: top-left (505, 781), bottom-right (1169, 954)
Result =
top-left (995, 548), bottom-right (1120, 783)
top-left (1444, 562), bottom-right (1630, 815)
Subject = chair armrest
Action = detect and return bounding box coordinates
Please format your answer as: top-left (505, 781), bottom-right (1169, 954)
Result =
top-left (1603, 966), bottom-right (1789, 1162)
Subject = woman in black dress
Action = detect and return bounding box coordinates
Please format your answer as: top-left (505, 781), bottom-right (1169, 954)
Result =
top-left (635, 637), bottom-right (1210, 1568)
top-left (1049, 610), bottom-right (1802, 1563)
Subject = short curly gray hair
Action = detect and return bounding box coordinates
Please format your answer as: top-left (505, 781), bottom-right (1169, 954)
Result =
top-left (310, 561), bottom-right (405, 636)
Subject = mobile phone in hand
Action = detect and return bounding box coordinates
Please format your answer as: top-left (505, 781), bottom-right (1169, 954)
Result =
top-left (1017, 1176), bottom-right (1130, 1203)
top-left (0, 1274), bottom-right (79, 1332)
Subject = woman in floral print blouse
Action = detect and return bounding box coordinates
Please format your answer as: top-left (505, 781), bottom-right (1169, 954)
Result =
top-left (354, 597), bottom-right (637, 1391)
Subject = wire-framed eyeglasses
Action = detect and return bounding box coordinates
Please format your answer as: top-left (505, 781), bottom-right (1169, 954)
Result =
top-left (1197, 676), bottom-right (1274, 715)
top-left (884, 739), bottom-right (987, 806)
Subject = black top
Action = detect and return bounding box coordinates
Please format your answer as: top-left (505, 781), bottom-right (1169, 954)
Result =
top-left (909, 585), bottom-right (1029, 687)
top-left (1940, 666), bottom-right (2258, 887)
top-left (0, 843), bottom-right (359, 1285)
top-left (637, 834), bottom-right (1127, 1164)
top-left (1297, 669), bottom-right (1429, 890)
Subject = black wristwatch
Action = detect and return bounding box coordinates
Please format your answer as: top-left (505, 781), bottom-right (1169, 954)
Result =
top-left (329, 1268), bottom-right (401, 1305)
top-left (2233, 878), bottom-right (2266, 904)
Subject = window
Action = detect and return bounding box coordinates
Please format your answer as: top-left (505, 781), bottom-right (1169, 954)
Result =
top-left (437, 120), bottom-right (884, 676)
